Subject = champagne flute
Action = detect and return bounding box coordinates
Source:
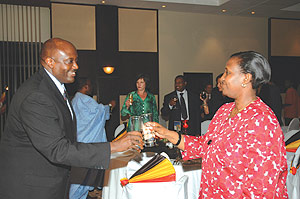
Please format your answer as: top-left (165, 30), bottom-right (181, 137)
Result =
top-left (129, 94), bottom-right (133, 106)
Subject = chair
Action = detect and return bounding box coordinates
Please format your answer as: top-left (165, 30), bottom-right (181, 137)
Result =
top-left (201, 120), bottom-right (211, 135)
top-left (287, 118), bottom-right (300, 132)
top-left (114, 123), bottom-right (126, 138)
top-left (284, 130), bottom-right (300, 143)
top-left (286, 145), bottom-right (300, 199)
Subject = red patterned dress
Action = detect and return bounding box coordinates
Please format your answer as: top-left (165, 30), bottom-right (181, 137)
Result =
top-left (182, 97), bottom-right (288, 198)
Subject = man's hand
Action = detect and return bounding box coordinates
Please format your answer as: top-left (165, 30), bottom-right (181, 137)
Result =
top-left (109, 100), bottom-right (116, 109)
top-left (169, 98), bottom-right (177, 107)
top-left (110, 131), bottom-right (143, 153)
top-left (0, 92), bottom-right (5, 103)
top-left (0, 92), bottom-right (6, 115)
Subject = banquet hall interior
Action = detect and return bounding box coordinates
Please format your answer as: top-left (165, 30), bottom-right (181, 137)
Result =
top-left (1, 0), bottom-right (300, 140)
top-left (0, 0), bottom-right (300, 198)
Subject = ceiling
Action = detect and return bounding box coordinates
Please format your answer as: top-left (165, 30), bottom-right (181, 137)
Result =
top-left (51, 0), bottom-right (300, 19)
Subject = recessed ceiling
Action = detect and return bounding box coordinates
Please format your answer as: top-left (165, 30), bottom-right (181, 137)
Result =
top-left (51, 0), bottom-right (300, 19)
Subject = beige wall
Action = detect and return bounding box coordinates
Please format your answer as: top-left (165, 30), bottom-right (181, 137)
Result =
top-left (118, 8), bottom-right (157, 52)
top-left (271, 19), bottom-right (300, 56)
top-left (158, 10), bottom-right (268, 108)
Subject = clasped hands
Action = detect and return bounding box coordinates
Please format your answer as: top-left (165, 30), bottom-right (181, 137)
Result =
top-left (111, 122), bottom-right (170, 153)
top-left (111, 131), bottom-right (144, 153)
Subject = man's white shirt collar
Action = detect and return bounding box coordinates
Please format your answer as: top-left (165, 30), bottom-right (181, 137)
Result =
top-left (44, 68), bottom-right (66, 95)
top-left (44, 68), bottom-right (73, 118)
top-left (176, 89), bottom-right (187, 95)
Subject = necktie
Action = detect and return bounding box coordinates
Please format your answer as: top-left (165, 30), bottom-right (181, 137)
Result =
top-left (63, 90), bottom-right (68, 101)
top-left (180, 93), bottom-right (187, 120)
top-left (63, 89), bottom-right (74, 119)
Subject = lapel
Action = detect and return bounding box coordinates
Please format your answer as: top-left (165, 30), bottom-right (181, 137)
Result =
top-left (172, 91), bottom-right (182, 119)
top-left (39, 69), bottom-right (77, 142)
top-left (186, 90), bottom-right (192, 117)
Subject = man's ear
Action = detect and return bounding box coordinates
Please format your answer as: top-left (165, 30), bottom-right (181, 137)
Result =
top-left (45, 57), bottom-right (55, 69)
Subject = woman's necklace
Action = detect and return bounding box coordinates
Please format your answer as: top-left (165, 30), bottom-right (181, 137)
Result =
top-left (236, 99), bottom-right (256, 113)
top-left (229, 98), bottom-right (257, 118)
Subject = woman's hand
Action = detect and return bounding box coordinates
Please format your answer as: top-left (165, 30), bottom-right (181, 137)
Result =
top-left (145, 122), bottom-right (169, 139)
top-left (125, 99), bottom-right (131, 109)
top-left (146, 122), bottom-right (185, 150)
top-left (200, 94), bottom-right (208, 103)
top-left (200, 94), bottom-right (209, 115)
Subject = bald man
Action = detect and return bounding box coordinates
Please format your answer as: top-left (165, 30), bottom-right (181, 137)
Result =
top-left (0, 38), bottom-right (143, 199)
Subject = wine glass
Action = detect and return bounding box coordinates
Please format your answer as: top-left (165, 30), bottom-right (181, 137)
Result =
top-left (141, 113), bottom-right (156, 147)
top-left (200, 91), bottom-right (207, 100)
top-left (172, 94), bottom-right (178, 110)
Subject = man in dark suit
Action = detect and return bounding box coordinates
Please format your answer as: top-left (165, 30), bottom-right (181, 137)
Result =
top-left (161, 75), bottom-right (201, 136)
top-left (0, 38), bottom-right (142, 199)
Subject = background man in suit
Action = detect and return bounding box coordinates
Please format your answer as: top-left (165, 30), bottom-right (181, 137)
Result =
top-left (0, 38), bottom-right (142, 199)
top-left (161, 75), bottom-right (201, 136)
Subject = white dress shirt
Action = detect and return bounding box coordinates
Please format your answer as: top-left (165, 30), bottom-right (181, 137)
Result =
top-left (177, 89), bottom-right (189, 120)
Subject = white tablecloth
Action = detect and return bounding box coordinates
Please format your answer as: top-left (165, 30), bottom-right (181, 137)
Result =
top-left (102, 152), bottom-right (202, 199)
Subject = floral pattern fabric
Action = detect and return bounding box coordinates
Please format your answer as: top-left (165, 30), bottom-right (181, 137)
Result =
top-left (182, 97), bottom-right (288, 198)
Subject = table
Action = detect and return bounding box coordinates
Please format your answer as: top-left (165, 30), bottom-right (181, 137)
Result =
top-left (102, 151), bottom-right (202, 199)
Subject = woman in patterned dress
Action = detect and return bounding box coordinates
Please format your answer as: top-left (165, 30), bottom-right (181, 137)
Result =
top-left (121, 74), bottom-right (159, 129)
top-left (148, 51), bottom-right (288, 198)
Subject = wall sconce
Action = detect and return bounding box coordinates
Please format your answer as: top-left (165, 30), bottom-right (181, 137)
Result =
top-left (102, 65), bottom-right (115, 74)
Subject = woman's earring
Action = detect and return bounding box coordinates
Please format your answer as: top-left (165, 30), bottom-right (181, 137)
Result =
top-left (241, 83), bottom-right (246, 88)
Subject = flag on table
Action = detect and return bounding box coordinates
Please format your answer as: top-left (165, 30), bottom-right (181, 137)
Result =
top-left (120, 153), bottom-right (176, 186)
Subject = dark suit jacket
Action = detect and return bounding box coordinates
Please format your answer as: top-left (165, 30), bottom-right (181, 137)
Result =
top-left (161, 90), bottom-right (201, 136)
top-left (0, 69), bottom-right (110, 199)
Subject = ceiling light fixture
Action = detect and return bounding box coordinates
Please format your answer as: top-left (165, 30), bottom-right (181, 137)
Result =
top-left (162, 5), bottom-right (166, 8)
top-left (103, 65), bottom-right (115, 74)
top-left (101, 0), bottom-right (105, 4)
top-left (222, 9), bottom-right (226, 13)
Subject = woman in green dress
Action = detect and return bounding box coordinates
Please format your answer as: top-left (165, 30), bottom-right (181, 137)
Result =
top-left (121, 74), bottom-right (159, 129)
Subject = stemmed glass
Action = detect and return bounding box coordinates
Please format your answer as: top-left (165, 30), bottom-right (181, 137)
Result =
top-left (172, 94), bottom-right (179, 110)
top-left (129, 94), bottom-right (133, 106)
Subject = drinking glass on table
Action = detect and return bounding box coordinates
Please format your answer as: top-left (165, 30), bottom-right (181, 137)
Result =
top-left (141, 113), bottom-right (156, 147)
